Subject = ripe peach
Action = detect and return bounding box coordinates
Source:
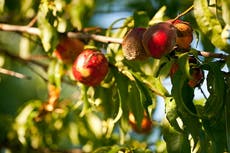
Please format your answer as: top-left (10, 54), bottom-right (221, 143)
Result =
top-left (142, 22), bottom-right (177, 59)
top-left (54, 37), bottom-right (84, 64)
top-left (72, 49), bottom-right (109, 86)
top-left (122, 27), bottom-right (149, 60)
top-left (170, 56), bottom-right (204, 88)
top-left (168, 19), bottom-right (193, 51)
top-left (128, 112), bottom-right (153, 134)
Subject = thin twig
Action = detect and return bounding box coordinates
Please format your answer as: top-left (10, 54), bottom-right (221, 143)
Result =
top-left (0, 67), bottom-right (31, 79)
top-left (198, 51), bottom-right (228, 60)
top-left (198, 86), bottom-right (208, 100)
top-left (173, 5), bottom-right (194, 21)
top-left (67, 32), bottom-right (123, 44)
top-left (27, 15), bottom-right (38, 27)
top-left (0, 23), bottom-right (40, 35)
top-left (0, 23), bottom-right (123, 44)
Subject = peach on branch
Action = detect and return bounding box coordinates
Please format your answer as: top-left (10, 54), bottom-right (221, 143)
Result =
top-left (54, 37), bottom-right (84, 64)
top-left (122, 27), bottom-right (149, 60)
top-left (72, 49), bottom-right (109, 86)
top-left (128, 112), bottom-right (153, 134)
top-left (142, 22), bottom-right (177, 59)
top-left (170, 56), bottom-right (204, 88)
top-left (168, 19), bottom-right (193, 51)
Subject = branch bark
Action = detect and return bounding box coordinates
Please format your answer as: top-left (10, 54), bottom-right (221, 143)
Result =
top-left (0, 23), bottom-right (40, 35)
top-left (0, 23), bottom-right (123, 44)
top-left (0, 67), bottom-right (31, 79)
top-left (67, 32), bottom-right (123, 44)
top-left (0, 23), bottom-right (229, 60)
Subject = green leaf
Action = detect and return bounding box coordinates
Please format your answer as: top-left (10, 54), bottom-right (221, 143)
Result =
top-left (164, 97), bottom-right (182, 132)
top-left (113, 67), bottom-right (129, 120)
top-left (133, 11), bottom-right (149, 27)
top-left (171, 54), bottom-right (202, 145)
top-left (224, 77), bottom-right (230, 152)
top-left (222, 0), bottom-right (230, 25)
top-left (0, 0), bottom-right (4, 12)
top-left (194, 0), bottom-right (230, 52)
top-left (37, 0), bottom-right (58, 52)
top-left (201, 62), bottom-right (225, 119)
top-left (149, 6), bottom-right (166, 25)
top-left (68, 0), bottom-right (94, 30)
top-left (203, 117), bottom-right (227, 153)
top-left (163, 119), bottom-right (190, 153)
top-left (48, 59), bottom-right (63, 88)
top-left (128, 81), bottom-right (144, 128)
top-left (94, 84), bottom-right (119, 119)
top-left (134, 76), bottom-right (154, 111)
top-left (14, 100), bottom-right (42, 145)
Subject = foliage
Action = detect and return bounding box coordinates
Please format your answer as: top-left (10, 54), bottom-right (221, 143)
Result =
top-left (0, 0), bottom-right (230, 153)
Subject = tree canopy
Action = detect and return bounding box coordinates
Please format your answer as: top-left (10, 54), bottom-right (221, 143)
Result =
top-left (0, 0), bottom-right (230, 153)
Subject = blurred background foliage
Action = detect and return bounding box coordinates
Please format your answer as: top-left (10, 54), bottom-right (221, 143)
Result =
top-left (0, 0), bottom-right (229, 153)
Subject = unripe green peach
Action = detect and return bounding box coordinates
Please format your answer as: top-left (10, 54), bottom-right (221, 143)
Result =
top-left (122, 27), bottom-right (149, 60)
top-left (142, 22), bottom-right (177, 59)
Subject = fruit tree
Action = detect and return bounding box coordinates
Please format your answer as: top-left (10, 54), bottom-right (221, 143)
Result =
top-left (0, 0), bottom-right (230, 153)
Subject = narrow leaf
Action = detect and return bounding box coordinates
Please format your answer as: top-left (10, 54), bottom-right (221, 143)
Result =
top-left (194, 0), bottom-right (230, 52)
top-left (202, 62), bottom-right (225, 119)
top-left (163, 119), bottom-right (190, 153)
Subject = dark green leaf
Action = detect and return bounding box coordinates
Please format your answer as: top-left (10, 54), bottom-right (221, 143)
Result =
top-left (133, 74), bottom-right (154, 111)
top-left (203, 117), bottom-right (227, 153)
top-left (225, 81), bottom-right (230, 151)
top-left (113, 67), bottom-right (130, 120)
top-left (201, 62), bottom-right (225, 119)
top-left (134, 11), bottom-right (149, 27)
top-left (128, 81), bottom-right (144, 128)
top-left (171, 54), bottom-right (202, 145)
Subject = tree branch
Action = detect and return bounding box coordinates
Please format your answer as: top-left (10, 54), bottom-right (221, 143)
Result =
top-left (0, 23), bottom-right (229, 60)
top-left (198, 51), bottom-right (228, 60)
top-left (191, 48), bottom-right (229, 60)
top-left (173, 5), bottom-right (194, 21)
top-left (0, 23), bottom-right (123, 44)
top-left (0, 23), bottom-right (40, 35)
top-left (67, 32), bottom-right (123, 44)
top-left (0, 67), bottom-right (31, 79)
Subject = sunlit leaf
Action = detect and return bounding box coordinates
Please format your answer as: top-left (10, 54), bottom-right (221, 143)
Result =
top-left (164, 97), bottom-right (182, 132)
top-left (222, 0), bottom-right (230, 25)
top-left (149, 6), bottom-right (166, 25)
top-left (0, 0), bottom-right (4, 12)
top-left (67, 0), bottom-right (94, 30)
top-left (194, 0), bottom-right (230, 52)
top-left (37, 0), bottom-right (59, 52)
top-left (162, 119), bottom-right (190, 153)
